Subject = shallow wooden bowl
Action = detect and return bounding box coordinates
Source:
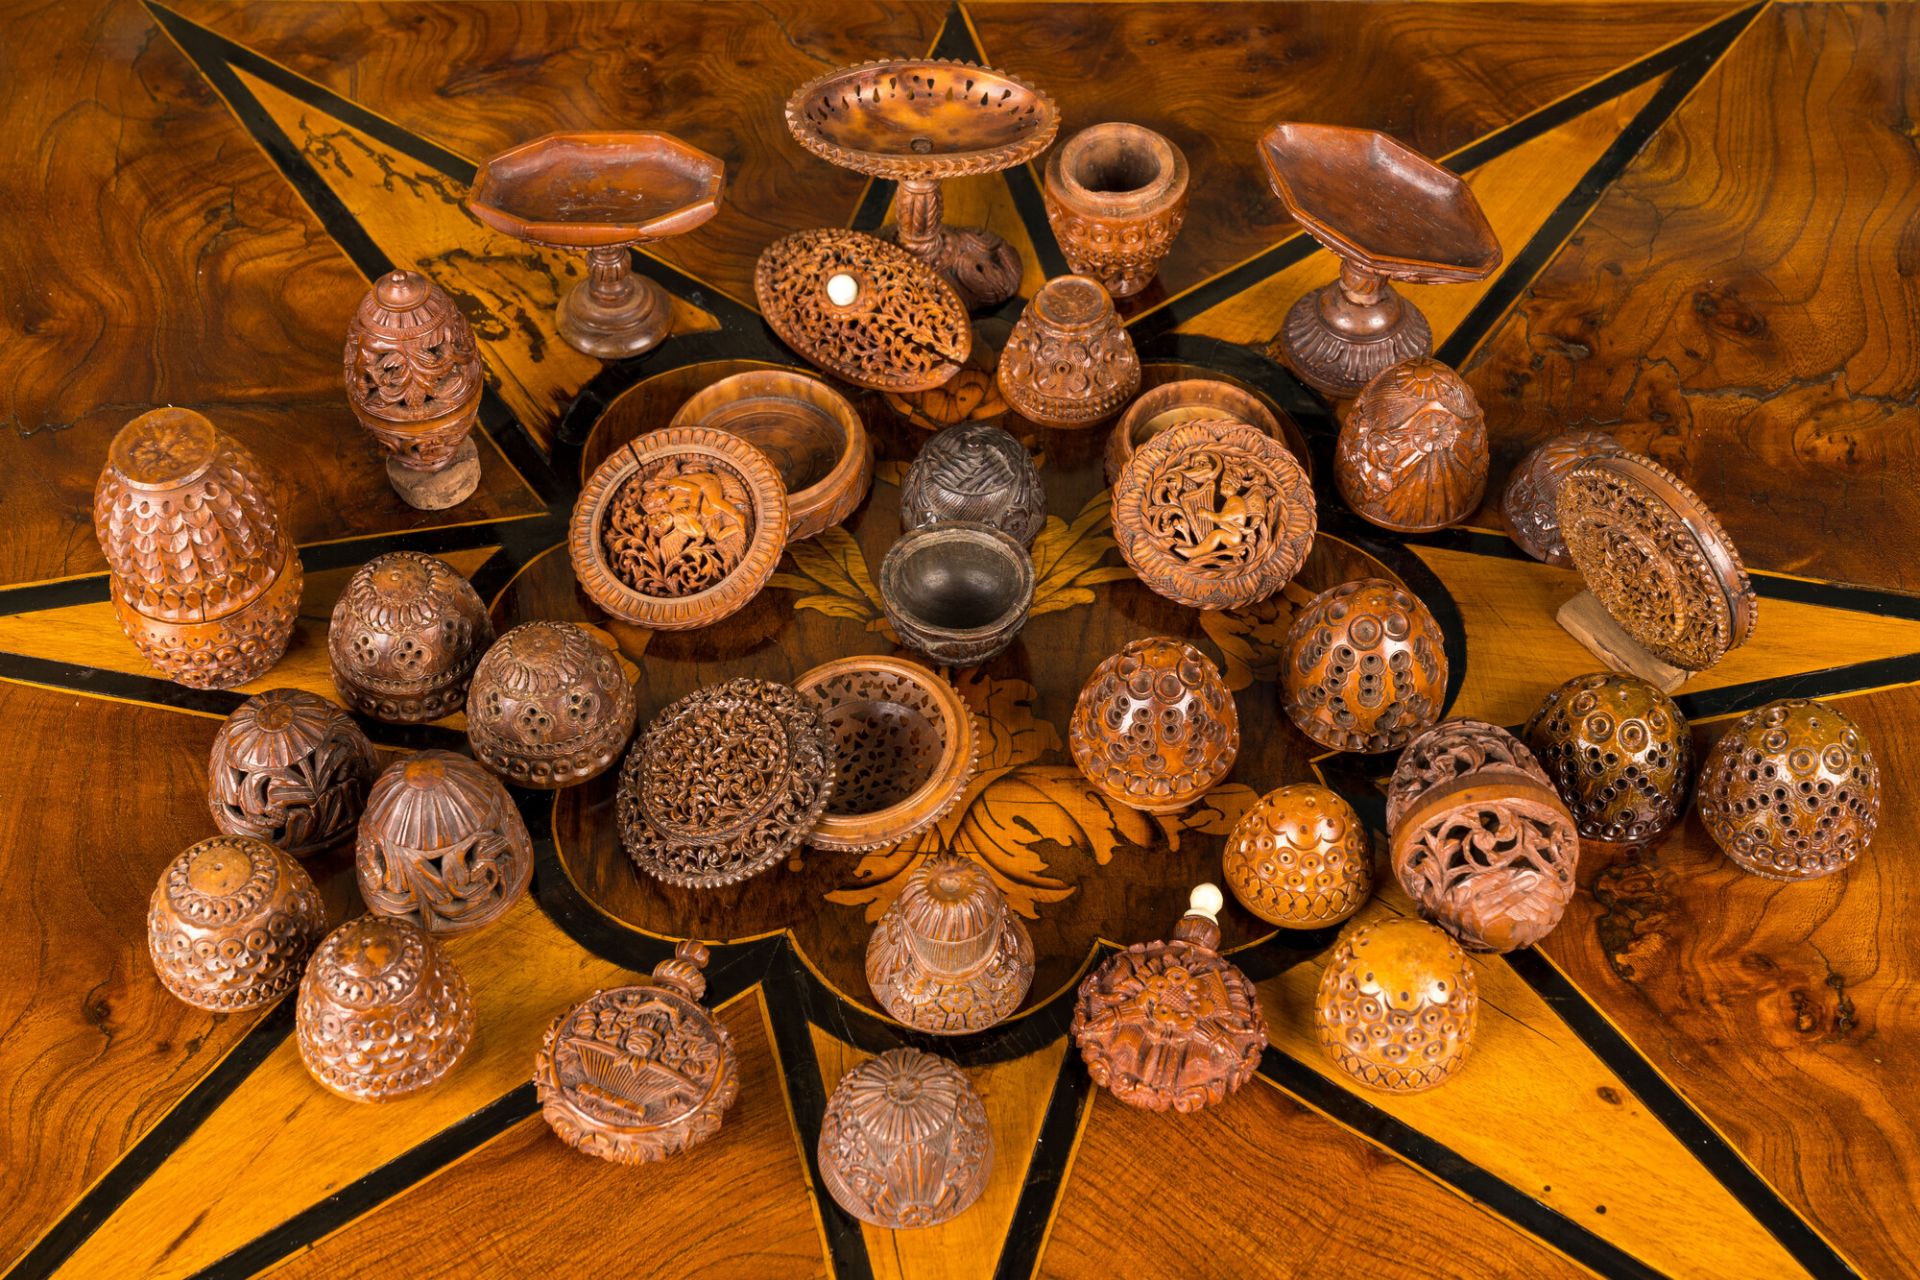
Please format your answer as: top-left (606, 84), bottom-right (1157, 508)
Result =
top-left (879, 521), bottom-right (1035, 666)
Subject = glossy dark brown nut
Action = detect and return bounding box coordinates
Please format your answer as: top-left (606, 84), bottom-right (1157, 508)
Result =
top-left (1069, 637), bottom-right (1238, 814)
top-left (818, 1048), bottom-right (992, 1229)
top-left (879, 522), bottom-right (1035, 667)
top-left (1221, 783), bottom-right (1372, 928)
top-left (207, 688), bottom-right (378, 855)
top-left (1336, 358), bottom-right (1487, 533)
top-left (297, 914), bottom-right (474, 1103)
top-left (1697, 697), bottom-right (1880, 880)
top-left (1042, 122), bottom-right (1189, 299)
top-left (1282, 578), bottom-right (1447, 753)
top-left (467, 621), bottom-right (637, 789)
top-left (328, 551), bottom-right (494, 723)
top-left (147, 836), bottom-right (326, 1011)
top-left (357, 751), bottom-right (533, 935)
top-left (866, 853), bottom-right (1035, 1034)
top-left (899, 423), bottom-right (1045, 547)
top-left (1523, 672), bottom-right (1692, 853)
top-left (997, 275), bottom-right (1140, 428)
top-left (1500, 430), bottom-right (1627, 566)
top-left (1314, 917), bottom-right (1477, 1092)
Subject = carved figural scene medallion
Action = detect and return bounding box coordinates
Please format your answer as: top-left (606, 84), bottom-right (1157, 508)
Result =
top-left (1069, 637), bottom-right (1239, 814)
top-left (357, 751), bottom-right (534, 936)
top-left (618, 678), bottom-right (835, 887)
top-left (1500, 430), bottom-right (1628, 566)
top-left (297, 914), bottom-right (475, 1103)
top-left (571, 427), bottom-right (790, 630)
top-left (207, 688), bottom-right (378, 856)
top-left (1222, 783), bottom-right (1373, 929)
top-left (1071, 885), bottom-right (1268, 1113)
top-left (899, 423), bottom-right (1046, 546)
top-left (1336, 358), bottom-right (1487, 533)
top-left (1043, 122), bottom-right (1190, 299)
top-left (818, 1048), bottom-right (992, 1230)
top-left (328, 551), bottom-right (494, 723)
top-left (1114, 419), bottom-right (1315, 611)
top-left (879, 522), bottom-right (1036, 667)
top-left (467, 621), bottom-right (637, 789)
top-left (998, 275), bottom-right (1140, 428)
top-left (1314, 917), bottom-right (1478, 1093)
top-left (342, 269), bottom-right (484, 510)
top-left (147, 835), bottom-right (326, 1012)
top-left (1283, 578), bottom-right (1447, 753)
top-left (1523, 672), bottom-right (1692, 856)
top-left (533, 941), bottom-right (739, 1164)
top-left (94, 408), bottom-right (303, 690)
top-left (1697, 697), bottom-right (1881, 881)
top-left (1387, 719), bottom-right (1578, 953)
top-left (866, 853), bottom-right (1035, 1034)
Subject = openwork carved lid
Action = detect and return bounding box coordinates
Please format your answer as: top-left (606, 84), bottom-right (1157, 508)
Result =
top-left (817, 1048), bottom-right (992, 1229)
top-left (357, 750), bottom-right (532, 935)
top-left (344, 270), bottom-right (482, 424)
top-left (212, 688), bottom-right (363, 771)
top-left (362, 750), bottom-right (518, 852)
top-left (334, 551), bottom-right (488, 638)
top-left (1385, 717), bottom-right (1552, 831)
top-left (1068, 637), bottom-right (1239, 811)
top-left (754, 229), bottom-right (970, 392)
top-left (1500, 430), bottom-right (1627, 566)
top-left (900, 422), bottom-right (1046, 546)
top-left (786, 58), bottom-right (1058, 181)
top-left (895, 854), bottom-right (1008, 976)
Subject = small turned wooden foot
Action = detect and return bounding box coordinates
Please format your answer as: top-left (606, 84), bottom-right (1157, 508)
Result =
top-left (1277, 277), bottom-right (1433, 399)
top-left (559, 246), bottom-right (672, 359)
top-left (1556, 591), bottom-right (1689, 691)
top-left (388, 437), bottom-right (481, 511)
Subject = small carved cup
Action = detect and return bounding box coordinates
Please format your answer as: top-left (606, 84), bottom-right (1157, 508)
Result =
top-left (1043, 123), bottom-right (1190, 299)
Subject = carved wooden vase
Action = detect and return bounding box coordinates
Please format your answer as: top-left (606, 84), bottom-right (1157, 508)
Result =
top-left (1336, 357), bottom-right (1487, 533)
top-left (328, 551), bottom-right (494, 723)
top-left (466, 621), bottom-right (637, 788)
top-left (1315, 917), bottom-right (1477, 1093)
top-left (207, 688), bottom-right (379, 856)
top-left (356, 750), bottom-right (533, 935)
top-left (1696, 697), bottom-right (1880, 880)
top-left (1282, 578), bottom-right (1447, 753)
top-left (297, 914), bottom-right (475, 1103)
top-left (866, 853), bottom-right (1035, 1034)
top-left (818, 1048), bottom-right (992, 1229)
top-left (996, 275), bottom-right (1140, 428)
top-left (1069, 637), bottom-right (1238, 813)
top-left (147, 835), bottom-right (327, 1011)
top-left (1222, 783), bottom-right (1373, 928)
top-left (1042, 122), bottom-right (1190, 299)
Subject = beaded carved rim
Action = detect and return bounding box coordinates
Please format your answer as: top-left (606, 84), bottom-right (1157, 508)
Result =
top-left (568, 426), bottom-right (790, 631)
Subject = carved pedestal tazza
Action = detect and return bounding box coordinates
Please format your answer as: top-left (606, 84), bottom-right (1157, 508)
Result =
top-left (148, 836), bottom-right (326, 1012)
top-left (1042, 122), bottom-right (1190, 299)
top-left (866, 853), bottom-right (1035, 1034)
top-left (534, 941), bottom-right (739, 1164)
top-left (618, 677), bottom-right (835, 887)
top-left (1336, 358), bottom-right (1487, 533)
top-left (997, 275), bottom-right (1140, 428)
top-left (357, 751), bottom-right (533, 936)
top-left (467, 621), bottom-right (637, 789)
top-left (1113, 418), bottom-right (1315, 611)
top-left (900, 423), bottom-right (1046, 546)
top-left (297, 914), bottom-right (474, 1103)
top-left (1071, 885), bottom-right (1267, 1113)
top-left (1314, 917), bottom-right (1477, 1093)
top-left (94, 408), bottom-right (303, 690)
top-left (1523, 672), bottom-right (1692, 858)
top-left (879, 522), bottom-right (1035, 667)
top-left (1697, 697), bottom-right (1881, 880)
top-left (1283, 578), bottom-right (1447, 753)
top-left (207, 688), bottom-right (378, 855)
top-left (1222, 784), bottom-right (1372, 929)
top-left (343, 269), bottom-right (484, 510)
top-left (1500, 430), bottom-right (1627, 566)
top-left (570, 426), bottom-right (790, 630)
top-left (1105, 375), bottom-right (1286, 487)
top-left (1387, 719), bottom-right (1578, 952)
top-left (1069, 637), bottom-right (1239, 814)
top-left (328, 551), bottom-right (494, 723)
top-left (819, 1048), bottom-right (992, 1229)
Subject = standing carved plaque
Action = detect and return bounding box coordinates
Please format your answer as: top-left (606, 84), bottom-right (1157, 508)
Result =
top-left (1697, 697), bottom-right (1881, 880)
top-left (1500, 430), bottom-right (1627, 566)
top-left (467, 621), bottom-right (637, 789)
top-left (1523, 672), bottom-right (1692, 855)
top-left (297, 914), bottom-right (475, 1102)
top-left (207, 688), bottom-right (378, 856)
top-left (1314, 917), bottom-right (1478, 1093)
top-left (1282, 578), bottom-right (1447, 753)
top-left (328, 551), bottom-right (494, 723)
top-left (866, 853), bottom-right (1035, 1034)
top-left (356, 750), bottom-right (533, 936)
top-left (1069, 637), bottom-right (1239, 814)
top-left (148, 835), bottom-right (326, 1011)
top-left (1335, 358), bottom-right (1487, 533)
top-left (818, 1048), bottom-right (992, 1229)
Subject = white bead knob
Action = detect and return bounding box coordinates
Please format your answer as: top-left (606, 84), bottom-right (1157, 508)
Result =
top-left (1187, 883), bottom-right (1224, 924)
top-left (826, 272), bottom-right (859, 307)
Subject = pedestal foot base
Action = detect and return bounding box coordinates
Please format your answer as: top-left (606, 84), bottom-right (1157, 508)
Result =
top-left (388, 438), bottom-right (481, 511)
top-left (559, 270), bottom-right (671, 359)
top-left (888, 224), bottom-right (1024, 310)
top-left (1273, 284), bottom-right (1432, 399)
top-left (1556, 590), bottom-right (1690, 692)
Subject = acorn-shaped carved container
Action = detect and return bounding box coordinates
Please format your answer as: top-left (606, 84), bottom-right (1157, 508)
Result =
top-left (94, 408), bottom-right (303, 690)
top-left (148, 835), bottom-right (327, 1011)
top-left (467, 621), bottom-right (637, 789)
top-left (343, 269), bottom-right (485, 511)
top-left (534, 941), bottom-right (739, 1164)
top-left (1283, 578), bottom-right (1447, 753)
top-left (866, 853), bottom-right (1035, 1034)
top-left (1222, 783), bottom-right (1372, 929)
top-left (997, 275), bottom-right (1140, 428)
top-left (1069, 637), bottom-right (1239, 814)
top-left (356, 751), bottom-right (533, 936)
top-left (1500, 430), bottom-right (1627, 566)
top-left (1314, 917), bottom-right (1478, 1093)
top-left (1697, 697), bottom-right (1880, 880)
top-left (1071, 885), bottom-right (1268, 1113)
top-left (1336, 357), bottom-right (1487, 533)
top-left (328, 551), bottom-right (494, 723)
top-left (818, 1048), bottom-right (991, 1230)
top-left (207, 688), bottom-right (378, 855)
top-left (899, 423), bottom-right (1046, 547)
top-left (297, 914), bottom-right (475, 1102)
top-left (1523, 672), bottom-right (1692, 856)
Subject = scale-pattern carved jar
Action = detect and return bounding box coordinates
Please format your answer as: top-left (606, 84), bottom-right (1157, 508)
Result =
top-left (899, 423), bottom-right (1046, 546)
top-left (1069, 637), bottom-right (1239, 814)
top-left (866, 854), bottom-right (1035, 1034)
top-left (1314, 917), bottom-right (1477, 1093)
top-left (1336, 358), bottom-right (1487, 533)
top-left (147, 835), bottom-right (326, 1011)
top-left (1697, 698), bottom-right (1881, 880)
top-left (466, 621), bottom-right (637, 788)
top-left (1523, 672), bottom-right (1692, 855)
top-left (1221, 784), bottom-right (1372, 928)
top-left (1283, 578), bottom-right (1447, 753)
top-left (1500, 430), bottom-right (1627, 566)
top-left (818, 1048), bottom-right (991, 1230)
top-left (328, 551), bottom-right (494, 723)
top-left (207, 688), bottom-right (378, 855)
top-left (357, 751), bottom-right (533, 935)
top-left (297, 914), bottom-right (474, 1102)
top-left (997, 275), bottom-right (1140, 428)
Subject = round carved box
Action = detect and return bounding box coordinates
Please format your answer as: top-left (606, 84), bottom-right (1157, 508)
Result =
top-left (1221, 783), bottom-right (1372, 929)
top-left (818, 1048), bottom-right (992, 1230)
top-left (1336, 357), bottom-right (1487, 533)
top-left (1500, 430), bottom-right (1627, 566)
top-left (1314, 917), bottom-right (1478, 1093)
top-left (534, 941), bottom-right (739, 1164)
top-left (1523, 672), bottom-right (1693, 855)
top-left (1697, 697), bottom-right (1881, 880)
top-left (207, 688), bottom-right (378, 856)
top-left (356, 751), bottom-right (533, 936)
top-left (466, 621), bottom-right (637, 789)
top-left (1069, 637), bottom-right (1239, 814)
top-left (866, 853), bottom-right (1035, 1035)
top-left (1113, 419), bottom-right (1317, 612)
top-left (1070, 885), bottom-right (1268, 1113)
top-left (297, 914), bottom-right (475, 1103)
top-left (997, 274), bottom-right (1140, 428)
top-left (1387, 719), bottom-right (1579, 953)
top-left (1282, 578), bottom-right (1448, 753)
top-left (899, 422), bottom-right (1046, 547)
top-left (618, 677), bottom-right (835, 887)
top-left (147, 835), bottom-right (327, 1012)
top-left (328, 551), bottom-right (494, 723)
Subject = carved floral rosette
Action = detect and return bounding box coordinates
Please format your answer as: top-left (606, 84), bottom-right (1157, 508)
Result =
top-left (996, 275), bottom-right (1140, 428)
top-left (356, 751), bottom-right (534, 936)
top-left (1523, 672), bottom-right (1693, 851)
top-left (817, 1048), bottom-right (992, 1230)
top-left (1041, 123), bottom-right (1190, 299)
top-left (147, 835), bottom-right (327, 1011)
top-left (467, 621), bottom-right (637, 788)
top-left (327, 551), bottom-right (494, 723)
top-left (1221, 783), bottom-right (1373, 928)
top-left (1335, 357), bottom-right (1487, 533)
top-left (1314, 917), bottom-right (1478, 1093)
top-left (208, 688), bottom-right (379, 855)
top-left (1500, 430), bottom-right (1627, 566)
top-left (1697, 697), bottom-right (1881, 880)
top-left (297, 914), bottom-right (474, 1103)
top-left (899, 423), bottom-right (1046, 546)
top-left (342, 269), bottom-right (482, 471)
top-left (866, 854), bottom-right (1035, 1034)
top-left (1282, 578), bottom-right (1447, 753)
top-left (1069, 637), bottom-right (1239, 814)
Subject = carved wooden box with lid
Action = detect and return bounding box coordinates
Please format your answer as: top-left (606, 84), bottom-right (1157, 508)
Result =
top-left (356, 750), bottom-right (533, 936)
top-left (866, 853), bottom-right (1035, 1034)
top-left (207, 688), bottom-right (378, 856)
top-left (327, 550), bottom-right (494, 723)
top-left (297, 914), bottom-right (475, 1103)
top-left (147, 835), bottom-right (327, 1012)
top-left (466, 621), bottom-right (637, 789)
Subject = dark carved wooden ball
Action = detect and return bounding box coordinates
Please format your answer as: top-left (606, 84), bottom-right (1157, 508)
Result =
top-left (1697, 697), bottom-right (1880, 880)
top-left (1523, 672), bottom-right (1692, 853)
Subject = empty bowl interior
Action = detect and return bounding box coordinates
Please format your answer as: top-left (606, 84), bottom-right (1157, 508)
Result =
top-left (697, 395), bottom-right (842, 494)
top-left (892, 537), bottom-right (1025, 630)
top-left (820, 697), bottom-right (942, 816)
top-left (1068, 132), bottom-right (1167, 195)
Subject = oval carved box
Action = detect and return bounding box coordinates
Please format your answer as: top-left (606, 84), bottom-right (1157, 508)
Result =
top-left (997, 274), bottom-right (1140, 428)
top-left (467, 621), bottom-right (637, 789)
top-left (1335, 357), bottom-right (1487, 533)
top-left (328, 550), bottom-right (494, 723)
top-left (147, 835), bottom-right (327, 1012)
top-left (866, 853), bottom-right (1035, 1034)
top-left (297, 914), bottom-right (475, 1103)
top-left (356, 750), bottom-right (533, 936)
top-left (1221, 783), bottom-right (1372, 929)
top-left (1697, 697), bottom-right (1881, 881)
top-left (1282, 578), bottom-right (1447, 753)
top-left (207, 688), bottom-right (378, 856)
top-left (1069, 637), bottom-right (1239, 814)
top-left (1314, 916), bottom-right (1478, 1093)
top-left (1500, 430), bottom-right (1627, 566)
top-left (899, 422), bottom-right (1046, 547)
top-left (818, 1048), bottom-right (992, 1230)
top-left (1523, 672), bottom-right (1693, 855)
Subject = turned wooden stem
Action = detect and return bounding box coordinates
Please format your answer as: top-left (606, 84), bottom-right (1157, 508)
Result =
top-left (895, 177), bottom-right (945, 261)
top-left (1337, 258), bottom-right (1387, 306)
top-left (586, 243), bottom-right (633, 303)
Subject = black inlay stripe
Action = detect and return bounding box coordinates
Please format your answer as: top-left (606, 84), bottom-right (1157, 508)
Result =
top-left (1674, 652), bottom-right (1920, 722)
top-left (991, 1033), bottom-right (1095, 1280)
top-left (1507, 949), bottom-right (1860, 1279)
